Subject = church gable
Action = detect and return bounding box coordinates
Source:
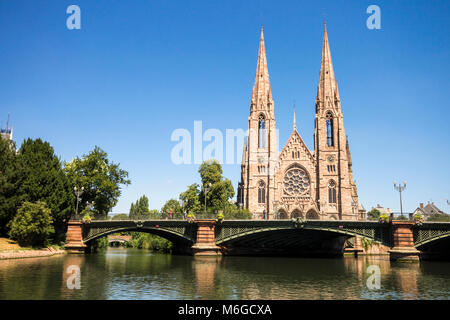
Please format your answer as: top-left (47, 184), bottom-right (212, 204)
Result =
top-left (278, 130), bottom-right (315, 165)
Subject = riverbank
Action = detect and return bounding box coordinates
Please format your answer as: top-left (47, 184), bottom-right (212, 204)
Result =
top-left (0, 237), bottom-right (66, 260)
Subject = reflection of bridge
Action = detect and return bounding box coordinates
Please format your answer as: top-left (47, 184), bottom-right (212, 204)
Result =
top-left (65, 219), bottom-right (450, 261)
top-left (107, 235), bottom-right (131, 244)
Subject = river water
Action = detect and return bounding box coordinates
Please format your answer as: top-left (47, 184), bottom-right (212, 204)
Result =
top-left (0, 247), bottom-right (449, 300)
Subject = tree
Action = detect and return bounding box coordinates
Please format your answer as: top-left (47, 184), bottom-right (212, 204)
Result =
top-left (179, 183), bottom-right (202, 214)
top-left (427, 213), bottom-right (450, 222)
top-left (0, 136), bottom-right (18, 235)
top-left (64, 146), bottom-right (131, 216)
top-left (8, 201), bottom-right (54, 247)
top-left (367, 208), bottom-right (381, 221)
top-left (161, 199), bottom-right (183, 219)
top-left (112, 213), bottom-right (129, 221)
top-left (198, 160), bottom-right (235, 212)
top-left (15, 138), bottom-right (74, 239)
top-left (129, 195), bottom-right (150, 219)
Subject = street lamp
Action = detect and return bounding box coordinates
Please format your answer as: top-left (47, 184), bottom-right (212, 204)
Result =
top-left (203, 183), bottom-right (211, 216)
top-left (74, 186), bottom-right (84, 218)
top-left (394, 181), bottom-right (407, 216)
top-left (447, 199), bottom-right (449, 206)
top-left (317, 199), bottom-right (327, 219)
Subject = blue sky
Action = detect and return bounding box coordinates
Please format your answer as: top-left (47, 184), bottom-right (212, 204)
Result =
top-left (1, 0), bottom-right (449, 214)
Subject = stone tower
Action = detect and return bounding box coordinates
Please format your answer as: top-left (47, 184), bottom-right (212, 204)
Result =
top-left (313, 23), bottom-right (357, 219)
top-left (238, 27), bottom-right (278, 218)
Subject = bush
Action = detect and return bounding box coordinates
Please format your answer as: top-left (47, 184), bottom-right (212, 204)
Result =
top-left (8, 201), bottom-right (55, 247)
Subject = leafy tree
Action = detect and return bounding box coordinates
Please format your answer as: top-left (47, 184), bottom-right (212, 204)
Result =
top-left (8, 201), bottom-right (54, 247)
top-left (64, 146), bottom-right (130, 216)
top-left (180, 183), bottom-right (202, 213)
top-left (0, 136), bottom-right (18, 235)
top-left (112, 213), bottom-right (129, 220)
top-left (129, 195), bottom-right (150, 219)
top-left (427, 213), bottom-right (450, 222)
top-left (367, 208), bottom-right (381, 221)
top-left (15, 138), bottom-right (74, 239)
top-left (161, 199), bottom-right (183, 219)
top-left (198, 160), bottom-right (234, 212)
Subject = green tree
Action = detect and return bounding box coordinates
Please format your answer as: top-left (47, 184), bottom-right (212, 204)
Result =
top-left (161, 199), bottom-right (183, 219)
top-left (0, 136), bottom-right (18, 235)
top-left (8, 201), bottom-right (55, 247)
top-left (198, 160), bottom-right (234, 212)
top-left (112, 213), bottom-right (129, 220)
top-left (367, 208), bottom-right (381, 221)
top-left (64, 146), bottom-right (131, 217)
top-left (15, 138), bottom-right (74, 240)
top-left (427, 213), bottom-right (450, 222)
top-left (129, 195), bottom-right (150, 219)
top-left (180, 183), bottom-right (202, 214)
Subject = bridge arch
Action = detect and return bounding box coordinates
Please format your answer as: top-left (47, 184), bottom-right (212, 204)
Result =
top-left (83, 225), bottom-right (195, 248)
top-left (216, 225), bottom-right (388, 248)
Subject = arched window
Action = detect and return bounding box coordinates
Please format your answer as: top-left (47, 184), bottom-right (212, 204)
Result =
top-left (258, 114), bottom-right (266, 148)
top-left (258, 181), bottom-right (265, 204)
top-left (328, 180), bottom-right (337, 204)
top-left (326, 112), bottom-right (334, 147)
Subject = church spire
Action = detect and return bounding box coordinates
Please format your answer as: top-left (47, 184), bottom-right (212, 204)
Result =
top-left (317, 22), bottom-right (338, 101)
top-left (293, 103), bottom-right (297, 131)
top-left (251, 26), bottom-right (273, 111)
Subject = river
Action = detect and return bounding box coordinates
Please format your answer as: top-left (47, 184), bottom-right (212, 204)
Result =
top-left (0, 247), bottom-right (449, 300)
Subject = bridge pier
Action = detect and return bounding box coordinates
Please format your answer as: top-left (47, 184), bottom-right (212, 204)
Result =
top-left (389, 221), bottom-right (420, 262)
top-left (65, 221), bottom-right (86, 253)
top-left (191, 220), bottom-right (222, 256)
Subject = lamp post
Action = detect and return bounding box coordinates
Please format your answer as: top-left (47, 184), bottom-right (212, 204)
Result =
top-left (203, 183), bottom-right (211, 216)
top-left (394, 181), bottom-right (407, 217)
top-left (74, 186), bottom-right (84, 219)
top-left (317, 199), bottom-right (327, 219)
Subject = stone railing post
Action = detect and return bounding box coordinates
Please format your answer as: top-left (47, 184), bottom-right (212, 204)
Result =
top-left (65, 221), bottom-right (86, 253)
top-left (388, 221), bottom-right (420, 262)
top-left (191, 220), bottom-right (221, 256)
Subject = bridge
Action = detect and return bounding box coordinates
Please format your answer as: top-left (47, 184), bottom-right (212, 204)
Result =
top-left (65, 218), bottom-right (450, 261)
top-left (107, 235), bottom-right (131, 245)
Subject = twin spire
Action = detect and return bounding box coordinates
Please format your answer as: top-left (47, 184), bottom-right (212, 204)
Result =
top-left (251, 23), bottom-right (339, 121)
top-left (251, 27), bottom-right (273, 110)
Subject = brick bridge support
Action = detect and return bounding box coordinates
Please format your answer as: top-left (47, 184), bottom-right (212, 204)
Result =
top-left (65, 221), bottom-right (86, 253)
top-left (191, 220), bottom-right (222, 256)
top-left (388, 221), bottom-right (420, 262)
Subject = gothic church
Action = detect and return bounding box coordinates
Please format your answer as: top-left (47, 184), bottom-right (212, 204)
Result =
top-left (237, 25), bottom-right (366, 220)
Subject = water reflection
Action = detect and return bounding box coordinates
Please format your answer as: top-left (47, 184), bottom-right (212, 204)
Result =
top-left (0, 248), bottom-right (449, 300)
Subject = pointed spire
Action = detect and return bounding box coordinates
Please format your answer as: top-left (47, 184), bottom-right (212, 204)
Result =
top-left (293, 102), bottom-right (297, 131)
top-left (251, 26), bottom-right (273, 110)
top-left (317, 22), bottom-right (337, 101)
top-left (346, 136), bottom-right (352, 166)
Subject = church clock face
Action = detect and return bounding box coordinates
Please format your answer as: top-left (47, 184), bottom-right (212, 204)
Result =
top-left (327, 155), bottom-right (334, 163)
top-left (283, 167), bottom-right (310, 196)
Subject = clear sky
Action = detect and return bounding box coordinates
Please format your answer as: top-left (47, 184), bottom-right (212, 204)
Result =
top-left (1, 0), bottom-right (449, 214)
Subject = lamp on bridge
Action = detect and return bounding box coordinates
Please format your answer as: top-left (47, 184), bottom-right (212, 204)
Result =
top-left (393, 181), bottom-right (407, 217)
top-left (203, 183), bottom-right (211, 216)
top-left (317, 199), bottom-right (327, 219)
top-left (74, 186), bottom-right (84, 219)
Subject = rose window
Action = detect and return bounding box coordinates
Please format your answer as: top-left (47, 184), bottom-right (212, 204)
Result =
top-left (283, 167), bottom-right (310, 195)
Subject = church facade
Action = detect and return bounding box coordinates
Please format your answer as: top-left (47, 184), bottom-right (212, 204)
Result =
top-left (237, 25), bottom-right (365, 221)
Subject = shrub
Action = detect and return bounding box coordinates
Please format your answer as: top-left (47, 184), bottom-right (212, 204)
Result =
top-left (8, 201), bottom-right (55, 247)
